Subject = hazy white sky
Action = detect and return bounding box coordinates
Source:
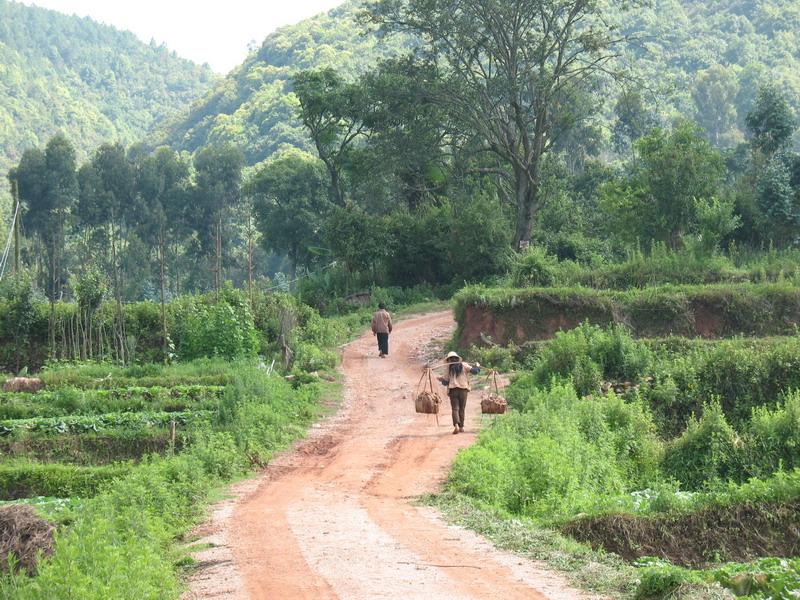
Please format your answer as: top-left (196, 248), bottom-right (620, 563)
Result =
top-left (20, 0), bottom-right (345, 73)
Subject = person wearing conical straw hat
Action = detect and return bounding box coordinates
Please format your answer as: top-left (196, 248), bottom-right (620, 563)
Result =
top-left (437, 351), bottom-right (480, 434)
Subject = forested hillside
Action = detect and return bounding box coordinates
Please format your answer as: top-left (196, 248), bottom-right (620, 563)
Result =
top-left (0, 0), bottom-right (214, 189)
top-left (621, 0), bottom-right (800, 147)
top-left (161, 0), bottom-right (800, 167)
top-left (158, 0), bottom-right (409, 163)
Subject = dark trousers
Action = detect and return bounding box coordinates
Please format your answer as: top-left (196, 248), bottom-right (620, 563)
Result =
top-left (376, 332), bottom-right (389, 355)
top-left (449, 388), bottom-right (468, 428)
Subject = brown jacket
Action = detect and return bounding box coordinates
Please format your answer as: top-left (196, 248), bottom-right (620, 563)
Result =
top-left (371, 309), bottom-right (393, 334)
top-left (445, 362), bottom-right (475, 391)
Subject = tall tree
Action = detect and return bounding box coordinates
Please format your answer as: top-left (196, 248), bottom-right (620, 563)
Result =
top-left (249, 148), bottom-right (329, 276)
top-left (369, 0), bottom-right (632, 248)
top-left (601, 122), bottom-right (725, 247)
top-left (692, 65), bottom-right (741, 148)
top-left (293, 68), bottom-right (369, 207)
top-left (356, 57), bottom-right (450, 210)
top-left (133, 146), bottom-right (190, 350)
top-left (77, 143), bottom-right (135, 362)
top-left (745, 85), bottom-right (797, 157)
top-left (613, 90), bottom-right (657, 155)
top-left (11, 134), bottom-right (78, 354)
top-left (192, 144), bottom-right (244, 293)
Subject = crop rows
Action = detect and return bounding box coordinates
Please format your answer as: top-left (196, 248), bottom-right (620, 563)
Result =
top-left (0, 410), bottom-right (211, 436)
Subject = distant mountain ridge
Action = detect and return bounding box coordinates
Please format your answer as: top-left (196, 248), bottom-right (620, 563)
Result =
top-left (0, 0), bottom-right (215, 194)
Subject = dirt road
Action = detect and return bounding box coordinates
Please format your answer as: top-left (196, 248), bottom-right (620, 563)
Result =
top-left (185, 311), bottom-right (588, 600)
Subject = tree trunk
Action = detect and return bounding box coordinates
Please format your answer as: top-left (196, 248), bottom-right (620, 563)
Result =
top-left (247, 212), bottom-right (254, 307)
top-left (159, 228), bottom-right (168, 356)
top-left (512, 170), bottom-right (539, 250)
top-left (110, 219), bottom-right (125, 364)
top-left (214, 211), bottom-right (223, 296)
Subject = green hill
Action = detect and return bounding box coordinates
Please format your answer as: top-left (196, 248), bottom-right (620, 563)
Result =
top-left (0, 0), bottom-right (215, 191)
top-left (161, 0), bottom-right (800, 167)
top-left (158, 0), bottom-right (409, 164)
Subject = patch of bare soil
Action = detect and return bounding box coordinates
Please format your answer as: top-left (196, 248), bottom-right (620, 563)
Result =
top-left (184, 310), bottom-right (592, 599)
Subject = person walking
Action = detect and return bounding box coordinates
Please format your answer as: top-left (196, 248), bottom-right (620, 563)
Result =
top-left (437, 351), bottom-right (480, 434)
top-left (371, 302), bottom-right (393, 358)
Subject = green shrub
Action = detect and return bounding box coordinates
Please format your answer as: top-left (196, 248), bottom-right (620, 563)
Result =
top-left (642, 336), bottom-right (800, 435)
top-left (180, 295), bottom-right (259, 361)
top-left (745, 392), bottom-right (800, 478)
top-left (661, 401), bottom-right (742, 489)
top-left (450, 382), bottom-right (662, 520)
top-left (510, 246), bottom-right (559, 287)
top-left (465, 344), bottom-right (518, 372)
top-left (530, 322), bottom-right (652, 395)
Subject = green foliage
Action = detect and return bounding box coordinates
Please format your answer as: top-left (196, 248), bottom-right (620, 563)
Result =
top-left (745, 392), bottom-right (800, 478)
top-left (661, 402), bottom-right (742, 490)
top-left (637, 556), bottom-right (800, 600)
top-left (0, 410), bottom-right (210, 438)
top-left (0, 385), bottom-right (223, 420)
top-left (0, 275), bottom-right (36, 373)
top-left (600, 123), bottom-right (726, 247)
top-left (505, 245), bottom-right (800, 290)
top-left (524, 323), bottom-right (652, 396)
top-left (693, 196), bottom-right (741, 253)
top-left (180, 295), bottom-right (259, 361)
top-left (746, 85), bottom-right (797, 157)
top-left (642, 336), bottom-right (800, 435)
top-left (510, 247), bottom-right (559, 287)
top-left (449, 382), bottom-right (661, 521)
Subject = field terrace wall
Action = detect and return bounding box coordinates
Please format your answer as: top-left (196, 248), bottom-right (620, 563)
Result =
top-left (455, 283), bottom-right (800, 347)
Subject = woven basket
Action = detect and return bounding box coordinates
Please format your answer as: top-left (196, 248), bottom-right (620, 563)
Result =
top-left (481, 392), bottom-right (507, 414)
top-left (481, 371), bottom-right (507, 414)
top-left (414, 368), bottom-right (442, 416)
top-left (415, 390), bottom-right (441, 414)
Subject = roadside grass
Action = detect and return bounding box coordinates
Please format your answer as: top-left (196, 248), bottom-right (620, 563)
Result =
top-left (426, 491), bottom-right (733, 600)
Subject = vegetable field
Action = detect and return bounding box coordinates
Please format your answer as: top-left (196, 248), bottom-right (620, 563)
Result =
top-left (0, 358), bottom-right (326, 598)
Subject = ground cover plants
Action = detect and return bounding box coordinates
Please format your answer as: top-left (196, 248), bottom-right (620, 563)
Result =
top-left (448, 322), bottom-right (800, 598)
top-left (508, 245), bottom-right (800, 291)
top-left (0, 286), bottom-right (366, 598)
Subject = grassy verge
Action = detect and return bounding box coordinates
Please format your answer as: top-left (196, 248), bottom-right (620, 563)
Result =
top-left (427, 492), bottom-right (732, 600)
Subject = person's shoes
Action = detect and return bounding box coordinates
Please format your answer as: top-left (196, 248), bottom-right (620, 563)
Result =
top-left (453, 426), bottom-right (459, 434)
top-left (380, 353), bottom-right (387, 359)
top-left (459, 426), bottom-right (465, 433)
top-left (378, 352), bottom-right (384, 357)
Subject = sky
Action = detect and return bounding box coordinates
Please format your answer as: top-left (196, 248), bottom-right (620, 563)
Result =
top-left (20, 0), bottom-right (345, 73)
